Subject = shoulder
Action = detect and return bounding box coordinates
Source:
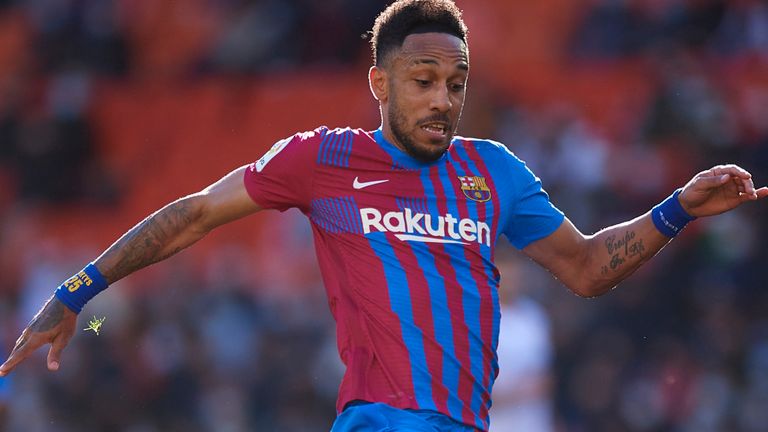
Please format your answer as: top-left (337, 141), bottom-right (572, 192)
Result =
top-left (253, 126), bottom-right (334, 172)
top-left (276, 126), bottom-right (372, 149)
top-left (315, 126), bottom-right (370, 138)
top-left (302, 126), bottom-right (374, 145)
top-left (323, 126), bottom-right (367, 135)
top-left (452, 136), bottom-right (527, 169)
top-left (293, 125), bottom-right (331, 142)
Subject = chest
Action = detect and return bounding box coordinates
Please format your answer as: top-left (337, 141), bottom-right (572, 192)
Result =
top-left (311, 160), bottom-right (498, 248)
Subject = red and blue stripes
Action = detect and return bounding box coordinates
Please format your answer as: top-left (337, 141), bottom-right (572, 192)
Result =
top-left (328, 130), bottom-right (523, 431)
top-left (416, 169), bottom-right (465, 420)
top-left (311, 197), bottom-right (365, 234)
top-left (365, 231), bottom-right (437, 411)
top-left (449, 141), bottom-right (504, 427)
top-left (318, 127), bottom-right (354, 167)
top-left (433, 161), bottom-right (491, 430)
top-left (359, 138), bottom-right (504, 430)
top-left (251, 128), bottom-right (565, 431)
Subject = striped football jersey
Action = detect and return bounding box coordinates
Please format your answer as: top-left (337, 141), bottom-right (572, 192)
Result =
top-left (244, 127), bottom-right (564, 431)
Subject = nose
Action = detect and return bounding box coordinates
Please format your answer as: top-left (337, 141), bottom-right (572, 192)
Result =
top-left (429, 86), bottom-right (452, 113)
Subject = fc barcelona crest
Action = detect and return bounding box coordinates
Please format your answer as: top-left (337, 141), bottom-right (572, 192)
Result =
top-left (458, 176), bottom-right (491, 202)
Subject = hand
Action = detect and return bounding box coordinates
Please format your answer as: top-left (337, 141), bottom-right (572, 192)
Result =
top-left (0, 296), bottom-right (77, 377)
top-left (679, 164), bottom-right (768, 217)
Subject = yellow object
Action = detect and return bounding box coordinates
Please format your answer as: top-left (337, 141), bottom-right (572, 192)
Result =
top-left (84, 316), bottom-right (106, 335)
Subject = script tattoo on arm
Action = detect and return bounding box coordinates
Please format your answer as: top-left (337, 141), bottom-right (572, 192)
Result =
top-left (601, 230), bottom-right (647, 275)
top-left (97, 199), bottom-right (200, 284)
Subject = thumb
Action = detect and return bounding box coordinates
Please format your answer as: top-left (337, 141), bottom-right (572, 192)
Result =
top-left (697, 173), bottom-right (730, 190)
top-left (47, 333), bottom-right (70, 372)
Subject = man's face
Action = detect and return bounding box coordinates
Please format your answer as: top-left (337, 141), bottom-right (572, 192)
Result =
top-left (376, 32), bottom-right (469, 162)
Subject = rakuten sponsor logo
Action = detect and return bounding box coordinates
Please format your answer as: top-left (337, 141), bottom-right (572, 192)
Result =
top-left (360, 208), bottom-right (491, 246)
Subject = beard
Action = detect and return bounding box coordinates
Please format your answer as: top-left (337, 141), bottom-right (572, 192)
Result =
top-left (388, 95), bottom-right (455, 163)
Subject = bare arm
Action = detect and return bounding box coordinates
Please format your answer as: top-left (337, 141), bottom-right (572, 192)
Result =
top-left (0, 165), bottom-right (261, 376)
top-left (524, 164), bottom-right (768, 297)
top-left (524, 213), bottom-right (667, 297)
top-left (96, 165), bottom-right (261, 283)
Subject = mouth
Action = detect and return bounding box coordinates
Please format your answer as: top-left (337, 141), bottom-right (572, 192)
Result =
top-left (420, 122), bottom-right (449, 139)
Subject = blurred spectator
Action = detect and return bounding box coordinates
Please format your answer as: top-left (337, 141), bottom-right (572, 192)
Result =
top-left (0, 68), bottom-right (116, 205)
top-left (298, 0), bottom-right (389, 66)
top-left (495, 104), bottom-right (610, 228)
top-left (571, 0), bottom-right (727, 59)
top-left (490, 251), bottom-right (555, 432)
top-left (207, 0), bottom-right (303, 74)
top-left (570, 0), bottom-right (640, 58)
top-left (15, 70), bottom-right (95, 202)
top-left (713, 0), bottom-right (768, 58)
top-left (22, 0), bottom-right (128, 75)
top-left (643, 50), bottom-right (736, 151)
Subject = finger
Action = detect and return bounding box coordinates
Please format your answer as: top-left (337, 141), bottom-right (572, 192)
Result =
top-left (0, 331), bottom-right (28, 376)
top-left (733, 181), bottom-right (756, 199)
top-left (715, 164), bottom-right (752, 180)
top-left (47, 332), bottom-right (71, 372)
top-left (0, 358), bottom-right (9, 377)
top-left (735, 176), bottom-right (757, 195)
top-left (697, 173), bottom-right (731, 190)
top-left (739, 192), bottom-right (758, 202)
top-left (737, 183), bottom-right (765, 201)
top-left (0, 337), bottom-right (39, 376)
top-left (13, 330), bottom-right (28, 347)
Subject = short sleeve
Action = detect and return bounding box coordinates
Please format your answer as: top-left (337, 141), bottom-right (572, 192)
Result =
top-left (243, 127), bottom-right (324, 213)
top-left (502, 155), bottom-right (564, 249)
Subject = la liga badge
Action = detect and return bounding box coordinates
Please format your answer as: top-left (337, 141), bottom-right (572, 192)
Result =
top-left (458, 176), bottom-right (491, 202)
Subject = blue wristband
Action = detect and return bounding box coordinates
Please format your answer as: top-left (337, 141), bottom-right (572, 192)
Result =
top-left (651, 189), bottom-right (696, 238)
top-left (54, 263), bottom-right (109, 314)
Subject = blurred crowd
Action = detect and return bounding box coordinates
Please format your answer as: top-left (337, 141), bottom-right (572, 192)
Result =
top-left (1, 0), bottom-right (768, 431)
top-left (0, 0), bottom-right (390, 205)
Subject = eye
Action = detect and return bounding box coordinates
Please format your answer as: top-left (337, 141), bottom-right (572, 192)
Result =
top-left (450, 83), bottom-right (465, 92)
top-left (415, 79), bottom-right (431, 87)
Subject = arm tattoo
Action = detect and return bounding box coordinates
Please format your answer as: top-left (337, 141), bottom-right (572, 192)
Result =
top-left (603, 230), bottom-right (647, 273)
top-left (98, 199), bottom-right (199, 283)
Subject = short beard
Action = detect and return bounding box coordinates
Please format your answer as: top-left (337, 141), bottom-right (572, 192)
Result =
top-left (388, 97), bottom-right (451, 163)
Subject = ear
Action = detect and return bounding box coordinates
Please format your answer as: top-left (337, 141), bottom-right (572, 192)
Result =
top-left (369, 66), bottom-right (388, 103)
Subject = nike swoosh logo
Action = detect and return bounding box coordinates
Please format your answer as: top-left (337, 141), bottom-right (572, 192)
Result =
top-left (353, 177), bottom-right (389, 190)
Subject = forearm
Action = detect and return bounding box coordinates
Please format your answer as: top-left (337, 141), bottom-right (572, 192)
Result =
top-left (93, 195), bottom-right (209, 284)
top-left (579, 212), bottom-right (671, 296)
top-left (0, 167), bottom-right (260, 377)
